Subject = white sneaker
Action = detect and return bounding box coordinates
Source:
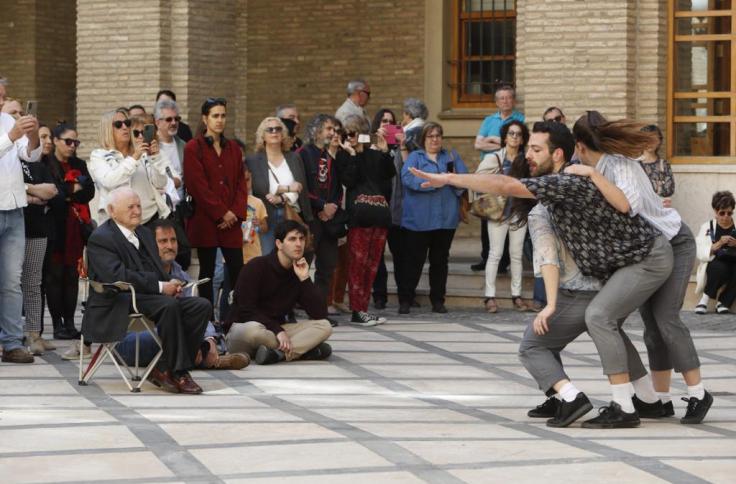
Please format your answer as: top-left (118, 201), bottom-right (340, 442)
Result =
top-left (350, 311), bottom-right (380, 327)
top-left (61, 342), bottom-right (92, 360)
top-left (716, 302), bottom-right (730, 314)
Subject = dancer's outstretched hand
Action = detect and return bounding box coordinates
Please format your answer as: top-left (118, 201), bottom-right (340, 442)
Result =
top-left (533, 305), bottom-right (555, 335)
top-left (563, 164), bottom-right (594, 177)
top-left (410, 167), bottom-right (450, 188)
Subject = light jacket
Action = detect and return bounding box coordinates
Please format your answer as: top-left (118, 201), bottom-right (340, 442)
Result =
top-left (694, 219), bottom-right (717, 295)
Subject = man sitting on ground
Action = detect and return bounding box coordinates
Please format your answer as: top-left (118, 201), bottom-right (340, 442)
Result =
top-left (225, 220), bottom-right (333, 365)
top-left (83, 187), bottom-right (210, 394)
top-left (115, 218), bottom-right (250, 370)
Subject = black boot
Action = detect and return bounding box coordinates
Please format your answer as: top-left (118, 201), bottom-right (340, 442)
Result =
top-left (59, 317), bottom-right (81, 340)
top-left (53, 319), bottom-right (75, 340)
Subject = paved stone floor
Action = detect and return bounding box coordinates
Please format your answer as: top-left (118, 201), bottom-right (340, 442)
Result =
top-left (1, 308), bottom-right (735, 484)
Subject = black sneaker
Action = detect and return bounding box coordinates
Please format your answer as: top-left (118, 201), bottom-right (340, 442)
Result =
top-left (373, 299), bottom-right (387, 310)
top-left (528, 397), bottom-right (560, 418)
top-left (398, 302), bottom-right (411, 314)
top-left (470, 261), bottom-right (486, 271)
top-left (327, 317), bottom-right (339, 328)
top-left (680, 390), bottom-right (713, 424)
top-left (662, 400), bottom-right (675, 417)
top-left (351, 311), bottom-right (382, 326)
top-left (431, 303), bottom-right (448, 314)
top-left (547, 393), bottom-right (593, 428)
top-left (301, 343), bottom-right (332, 361)
top-left (581, 401), bottom-right (640, 429)
top-left (632, 395), bottom-right (666, 418)
top-left (255, 345), bottom-right (284, 365)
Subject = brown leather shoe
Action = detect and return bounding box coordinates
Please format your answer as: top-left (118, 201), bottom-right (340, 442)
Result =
top-left (214, 352), bottom-right (250, 370)
top-left (175, 372), bottom-right (203, 394)
top-left (149, 368), bottom-right (179, 393)
top-left (512, 296), bottom-right (530, 312)
top-left (1, 347), bottom-right (35, 363)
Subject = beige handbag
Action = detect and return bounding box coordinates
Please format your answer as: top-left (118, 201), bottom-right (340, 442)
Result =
top-left (469, 151), bottom-right (507, 222)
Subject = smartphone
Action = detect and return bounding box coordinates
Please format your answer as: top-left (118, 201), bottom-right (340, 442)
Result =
top-left (358, 133), bottom-right (371, 144)
top-left (25, 100), bottom-right (38, 117)
top-left (143, 124), bottom-right (156, 144)
top-left (447, 161), bottom-right (455, 173)
top-left (383, 124), bottom-right (403, 146)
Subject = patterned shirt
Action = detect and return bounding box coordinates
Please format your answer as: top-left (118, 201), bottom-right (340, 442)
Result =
top-left (638, 158), bottom-right (675, 198)
top-left (520, 174), bottom-right (659, 280)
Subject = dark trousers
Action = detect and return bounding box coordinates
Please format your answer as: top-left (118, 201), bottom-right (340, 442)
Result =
top-left (309, 219), bottom-right (339, 301)
top-left (372, 225), bottom-right (402, 303)
top-left (134, 294), bottom-right (210, 373)
top-left (705, 258), bottom-right (736, 306)
top-left (398, 228), bottom-right (455, 305)
top-left (44, 260), bottom-right (79, 324)
top-left (197, 247), bottom-right (243, 318)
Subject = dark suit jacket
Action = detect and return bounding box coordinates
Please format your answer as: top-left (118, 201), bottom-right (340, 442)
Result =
top-left (81, 220), bottom-right (170, 342)
top-left (246, 150), bottom-right (314, 224)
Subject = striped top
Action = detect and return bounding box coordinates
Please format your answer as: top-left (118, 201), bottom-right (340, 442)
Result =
top-left (596, 153), bottom-right (681, 240)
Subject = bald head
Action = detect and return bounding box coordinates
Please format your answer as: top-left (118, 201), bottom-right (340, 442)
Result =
top-left (107, 187), bottom-right (142, 230)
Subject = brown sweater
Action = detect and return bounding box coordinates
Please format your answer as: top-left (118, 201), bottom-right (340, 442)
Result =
top-left (225, 251), bottom-right (327, 334)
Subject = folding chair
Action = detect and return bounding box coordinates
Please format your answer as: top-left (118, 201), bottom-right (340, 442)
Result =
top-left (78, 281), bottom-right (163, 393)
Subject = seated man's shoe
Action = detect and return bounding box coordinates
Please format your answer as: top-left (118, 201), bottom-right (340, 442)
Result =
top-left (149, 368), bottom-right (179, 393)
top-left (61, 342), bottom-right (92, 361)
top-left (431, 303), bottom-right (448, 314)
top-left (470, 261), bottom-right (486, 271)
top-left (662, 400), bottom-right (675, 417)
top-left (633, 395), bottom-right (666, 418)
top-left (398, 302), bottom-right (411, 314)
top-left (255, 345), bottom-right (285, 365)
top-left (680, 390), bottom-right (713, 424)
top-left (528, 397), bottom-right (560, 418)
top-left (214, 352), bottom-right (250, 370)
top-left (301, 342), bottom-right (333, 361)
top-left (175, 371), bottom-right (203, 394)
top-left (547, 393), bottom-right (593, 428)
top-left (1, 347), bottom-right (35, 363)
top-left (581, 402), bottom-right (640, 429)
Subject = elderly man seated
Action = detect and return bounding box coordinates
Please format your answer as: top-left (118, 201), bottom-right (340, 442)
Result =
top-left (83, 187), bottom-right (210, 394)
top-left (225, 220), bottom-right (333, 364)
top-left (115, 218), bottom-right (250, 370)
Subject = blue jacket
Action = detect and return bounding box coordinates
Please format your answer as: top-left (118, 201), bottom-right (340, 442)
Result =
top-left (400, 149), bottom-right (468, 231)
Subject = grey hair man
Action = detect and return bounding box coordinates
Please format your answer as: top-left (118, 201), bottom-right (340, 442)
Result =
top-left (475, 85), bottom-right (525, 158)
top-left (335, 79), bottom-right (370, 124)
top-left (154, 99), bottom-right (185, 202)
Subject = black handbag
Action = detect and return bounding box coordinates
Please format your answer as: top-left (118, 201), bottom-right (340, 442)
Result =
top-left (323, 208), bottom-right (349, 239)
top-left (178, 188), bottom-right (196, 219)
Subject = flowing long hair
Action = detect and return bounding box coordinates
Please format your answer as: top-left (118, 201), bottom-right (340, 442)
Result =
top-left (573, 110), bottom-right (658, 158)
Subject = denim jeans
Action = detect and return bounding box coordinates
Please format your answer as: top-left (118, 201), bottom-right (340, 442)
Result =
top-left (0, 209), bottom-right (26, 351)
top-left (259, 207), bottom-right (284, 257)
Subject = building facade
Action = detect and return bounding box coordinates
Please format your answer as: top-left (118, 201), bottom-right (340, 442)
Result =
top-left (0, 0), bottom-right (732, 236)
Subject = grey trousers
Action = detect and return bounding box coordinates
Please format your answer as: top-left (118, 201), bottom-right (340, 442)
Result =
top-left (585, 235), bottom-right (673, 376)
top-left (640, 224), bottom-right (701, 372)
top-left (519, 289), bottom-right (648, 394)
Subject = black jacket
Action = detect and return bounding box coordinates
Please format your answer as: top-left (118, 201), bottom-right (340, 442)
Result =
top-left (45, 154), bottom-right (95, 251)
top-left (82, 220), bottom-right (170, 342)
top-left (338, 148), bottom-right (395, 227)
top-left (299, 143), bottom-right (343, 213)
top-left (22, 160), bottom-right (62, 238)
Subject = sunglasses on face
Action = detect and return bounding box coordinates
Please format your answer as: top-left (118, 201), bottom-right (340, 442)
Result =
top-left (265, 126), bottom-right (283, 134)
top-left (162, 116), bottom-right (181, 123)
top-left (112, 119), bottom-right (132, 129)
top-left (346, 131), bottom-right (358, 138)
top-left (507, 131), bottom-right (522, 138)
top-left (59, 138), bottom-right (81, 147)
top-left (381, 118), bottom-right (393, 124)
top-left (718, 210), bottom-right (734, 216)
top-left (132, 129), bottom-right (146, 138)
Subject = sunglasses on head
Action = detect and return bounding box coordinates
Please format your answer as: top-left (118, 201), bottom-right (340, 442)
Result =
top-left (265, 126), bottom-right (283, 134)
top-left (59, 138), bottom-right (80, 147)
top-left (162, 116), bottom-right (181, 123)
top-left (718, 210), bottom-right (734, 216)
top-left (112, 119), bottom-right (132, 129)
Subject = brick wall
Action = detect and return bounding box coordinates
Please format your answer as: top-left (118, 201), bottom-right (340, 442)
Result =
top-left (0, 0), bottom-right (76, 127)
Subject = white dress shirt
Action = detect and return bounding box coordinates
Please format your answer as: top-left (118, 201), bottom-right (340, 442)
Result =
top-left (0, 112), bottom-right (42, 211)
top-left (114, 221), bottom-right (164, 293)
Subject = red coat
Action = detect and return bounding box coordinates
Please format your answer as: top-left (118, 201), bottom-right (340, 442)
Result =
top-left (183, 135), bottom-right (247, 248)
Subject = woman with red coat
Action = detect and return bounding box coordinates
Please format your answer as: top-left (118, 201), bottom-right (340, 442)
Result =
top-left (184, 98), bottom-right (247, 310)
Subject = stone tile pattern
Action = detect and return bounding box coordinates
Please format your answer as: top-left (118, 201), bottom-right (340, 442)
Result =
top-left (1, 306), bottom-right (735, 483)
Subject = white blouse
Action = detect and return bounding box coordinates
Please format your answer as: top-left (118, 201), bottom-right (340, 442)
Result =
top-left (268, 159), bottom-right (299, 206)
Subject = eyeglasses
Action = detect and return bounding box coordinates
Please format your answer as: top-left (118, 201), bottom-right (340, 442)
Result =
top-left (426, 134), bottom-right (442, 140)
top-left (718, 210), bottom-right (734, 216)
top-left (112, 119), bottom-right (132, 129)
top-left (381, 118), bottom-right (394, 124)
top-left (507, 130), bottom-right (523, 138)
top-left (59, 138), bottom-right (81, 147)
top-left (161, 116), bottom-right (181, 123)
top-left (265, 126), bottom-right (283, 134)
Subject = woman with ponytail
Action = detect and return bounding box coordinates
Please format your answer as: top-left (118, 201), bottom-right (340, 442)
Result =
top-left (568, 111), bottom-right (712, 425)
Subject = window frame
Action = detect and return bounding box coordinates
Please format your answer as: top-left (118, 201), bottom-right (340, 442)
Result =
top-left (667, 0), bottom-right (736, 164)
top-left (449, 0), bottom-right (517, 109)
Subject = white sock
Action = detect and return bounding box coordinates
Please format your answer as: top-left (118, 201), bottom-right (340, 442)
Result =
top-left (631, 375), bottom-right (659, 404)
top-left (698, 294), bottom-right (709, 306)
top-left (657, 391), bottom-right (671, 404)
top-left (559, 382), bottom-right (581, 403)
top-left (688, 382), bottom-right (705, 400)
top-left (611, 383), bottom-right (635, 413)
top-left (552, 393), bottom-right (562, 400)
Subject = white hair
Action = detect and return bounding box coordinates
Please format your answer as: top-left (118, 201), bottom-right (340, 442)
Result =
top-left (346, 79), bottom-right (367, 96)
top-left (154, 99), bottom-right (179, 120)
top-left (107, 186), bottom-right (139, 211)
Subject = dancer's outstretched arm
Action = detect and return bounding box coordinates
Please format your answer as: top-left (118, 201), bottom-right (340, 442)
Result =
top-left (409, 168), bottom-right (534, 199)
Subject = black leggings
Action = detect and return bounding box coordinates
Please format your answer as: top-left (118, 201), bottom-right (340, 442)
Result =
top-left (44, 261), bottom-right (79, 323)
top-left (197, 247), bottom-right (244, 318)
